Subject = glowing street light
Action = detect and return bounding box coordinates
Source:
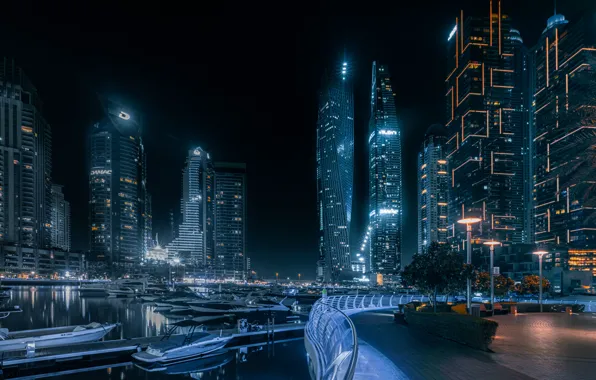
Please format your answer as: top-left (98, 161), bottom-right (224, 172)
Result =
top-left (457, 217), bottom-right (482, 312)
top-left (533, 250), bottom-right (549, 312)
top-left (483, 240), bottom-right (501, 315)
top-left (298, 273), bottom-right (301, 281)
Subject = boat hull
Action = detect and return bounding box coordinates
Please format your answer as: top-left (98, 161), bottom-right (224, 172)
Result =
top-left (132, 339), bottom-right (230, 364)
top-left (0, 324), bottom-right (117, 352)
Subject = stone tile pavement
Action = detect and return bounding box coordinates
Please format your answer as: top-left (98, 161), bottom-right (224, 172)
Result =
top-left (350, 311), bottom-right (596, 379)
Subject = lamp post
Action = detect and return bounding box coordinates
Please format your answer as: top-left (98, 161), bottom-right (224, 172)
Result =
top-left (457, 217), bottom-right (482, 313)
top-left (532, 251), bottom-right (548, 312)
top-left (276, 272), bottom-right (279, 283)
top-left (298, 273), bottom-right (301, 281)
top-left (483, 241), bottom-right (501, 315)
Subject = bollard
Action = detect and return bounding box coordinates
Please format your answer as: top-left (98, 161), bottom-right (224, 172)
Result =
top-left (511, 305), bottom-right (517, 315)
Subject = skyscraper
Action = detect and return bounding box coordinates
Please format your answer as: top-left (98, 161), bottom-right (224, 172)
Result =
top-left (368, 62), bottom-right (402, 276)
top-left (418, 124), bottom-right (450, 253)
top-left (213, 162), bottom-right (246, 280)
top-left (50, 184), bottom-right (70, 251)
top-left (167, 147), bottom-right (214, 267)
top-left (89, 98), bottom-right (149, 264)
top-left (316, 61), bottom-right (354, 282)
top-left (0, 58), bottom-right (52, 249)
top-left (445, 4), bottom-right (527, 247)
top-left (531, 12), bottom-right (596, 274)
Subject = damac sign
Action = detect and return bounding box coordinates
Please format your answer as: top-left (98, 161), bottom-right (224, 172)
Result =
top-left (91, 169), bottom-right (112, 175)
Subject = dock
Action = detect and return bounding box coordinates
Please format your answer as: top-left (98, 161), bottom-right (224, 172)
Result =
top-left (0, 322), bottom-right (305, 379)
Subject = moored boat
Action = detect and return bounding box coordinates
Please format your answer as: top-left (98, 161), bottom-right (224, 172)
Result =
top-left (132, 320), bottom-right (231, 364)
top-left (0, 322), bottom-right (118, 351)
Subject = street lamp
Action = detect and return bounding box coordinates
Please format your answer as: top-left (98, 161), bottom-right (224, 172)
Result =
top-left (276, 272), bottom-right (279, 283)
top-left (457, 217), bottom-right (482, 313)
top-left (298, 273), bottom-right (301, 281)
top-left (483, 240), bottom-right (501, 315)
top-left (533, 250), bottom-right (548, 312)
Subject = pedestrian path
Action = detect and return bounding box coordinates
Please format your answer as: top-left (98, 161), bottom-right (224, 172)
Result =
top-left (351, 311), bottom-right (534, 379)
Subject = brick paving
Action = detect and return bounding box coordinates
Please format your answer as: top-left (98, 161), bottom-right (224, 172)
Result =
top-left (350, 311), bottom-right (596, 379)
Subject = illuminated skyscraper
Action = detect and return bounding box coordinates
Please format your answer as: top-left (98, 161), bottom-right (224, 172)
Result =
top-left (213, 162), bottom-right (246, 280)
top-left (167, 147), bottom-right (214, 267)
top-left (445, 4), bottom-right (527, 247)
top-left (51, 184), bottom-right (70, 251)
top-left (368, 62), bottom-right (402, 275)
top-left (0, 58), bottom-right (52, 249)
top-left (418, 125), bottom-right (450, 253)
top-left (531, 12), bottom-right (596, 274)
top-left (89, 99), bottom-right (149, 264)
top-left (316, 61), bottom-right (354, 282)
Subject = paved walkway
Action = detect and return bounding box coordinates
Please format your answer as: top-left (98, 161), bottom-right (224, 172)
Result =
top-left (350, 311), bottom-right (596, 379)
top-left (486, 313), bottom-right (596, 380)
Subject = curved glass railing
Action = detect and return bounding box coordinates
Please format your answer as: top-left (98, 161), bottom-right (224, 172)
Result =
top-left (305, 294), bottom-right (426, 380)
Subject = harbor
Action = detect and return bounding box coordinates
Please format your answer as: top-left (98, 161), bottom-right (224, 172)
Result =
top-left (0, 285), bottom-right (310, 379)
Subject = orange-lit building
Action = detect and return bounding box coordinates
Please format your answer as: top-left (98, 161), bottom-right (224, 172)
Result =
top-left (530, 12), bottom-right (596, 276)
top-left (445, 2), bottom-right (529, 248)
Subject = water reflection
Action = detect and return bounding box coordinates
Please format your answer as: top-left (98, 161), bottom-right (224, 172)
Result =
top-left (1, 286), bottom-right (309, 379)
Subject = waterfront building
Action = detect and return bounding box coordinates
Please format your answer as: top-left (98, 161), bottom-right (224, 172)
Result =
top-left (167, 147), bottom-right (214, 267)
top-left (0, 245), bottom-right (84, 277)
top-left (368, 62), bottom-right (402, 276)
top-left (530, 12), bottom-right (596, 275)
top-left (89, 98), bottom-right (150, 264)
top-left (50, 184), bottom-right (70, 251)
top-left (417, 125), bottom-right (450, 253)
top-left (0, 58), bottom-right (52, 249)
top-left (213, 162), bottom-right (246, 280)
top-left (445, 5), bottom-right (528, 247)
top-left (316, 61), bottom-right (354, 282)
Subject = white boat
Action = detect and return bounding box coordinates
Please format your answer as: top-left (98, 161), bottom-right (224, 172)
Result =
top-left (188, 302), bottom-right (253, 314)
top-left (246, 298), bottom-right (290, 312)
top-left (79, 283), bottom-right (109, 297)
top-left (0, 322), bottom-right (118, 351)
top-left (132, 320), bottom-right (231, 364)
top-left (107, 287), bottom-right (136, 297)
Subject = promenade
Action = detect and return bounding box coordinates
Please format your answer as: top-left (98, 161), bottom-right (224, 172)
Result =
top-left (351, 311), bottom-right (596, 380)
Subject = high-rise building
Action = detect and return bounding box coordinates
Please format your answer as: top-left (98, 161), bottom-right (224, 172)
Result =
top-left (140, 142), bottom-right (153, 256)
top-left (50, 184), bottom-right (70, 251)
top-left (213, 162), bottom-right (246, 280)
top-left (418, 124), bottom-right (450, 253)
top-left (89, 98), bottom-right (149, 264)
top-left (0, 58), bottom-right (52, 249)
top-left (316, 61), bottom-right (354, 282)
top-left (167, 147), bottom-right (214, 267)
top-left (530, 12), bottom-right (596, 274)
top-left (445, 4), bottom-right (528, 247)
top-left (368, 62), bottom-right (402, 276)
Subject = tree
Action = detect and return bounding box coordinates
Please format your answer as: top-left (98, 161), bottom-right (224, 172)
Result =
top-left (494, 275), bottom-right (515, 296)
top-left (515, 275), bottom-right (550, 295)
top-left (402, 242), bottom-right (471, 312)
top-left (472, 272), bottom-right (515, 296)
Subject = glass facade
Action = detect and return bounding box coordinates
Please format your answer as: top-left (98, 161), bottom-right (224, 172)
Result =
top-left (167, 147), bottom-right (214, 267)
top-left (214, 162), bottom-right (246, 280)
top-left (531, 13), bottom-right (596, 274)
top-left (0, 58), bottom-right (52, 249)
top-left (368, 62), bottom-right (402, 275)
top-left (89, 99), bottom-right (148, 264)
top-left (418, 125), bottom-right (450, 253)
top-left (50, 184), bottom-right (70, 251)
top-left (445, 5), bottom-right (527, 248)
top-left (316, 61), bottom-right (354, 282)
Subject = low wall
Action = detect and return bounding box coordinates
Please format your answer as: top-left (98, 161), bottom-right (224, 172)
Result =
top-left (405, 310), bottom-right (498, 351)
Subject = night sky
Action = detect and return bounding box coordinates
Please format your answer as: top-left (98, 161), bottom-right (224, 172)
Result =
top-left (2, 1), bottom-right (593, 279)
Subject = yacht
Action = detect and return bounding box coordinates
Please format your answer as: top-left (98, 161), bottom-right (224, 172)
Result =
top-left (188, 301), bottom-right (253, 314)
top-left (107, 287), bottom-right (137, 297)
top-left (132, 320), bottom-right (231, 364)
top-left (134, 348), bottom-right (233, 373)
top-left (0, 322), bottom-right (118, 351)
top-left (79, 283), bottom-right (109, 297)
top-left (246, 298), bottom-right (290, 312)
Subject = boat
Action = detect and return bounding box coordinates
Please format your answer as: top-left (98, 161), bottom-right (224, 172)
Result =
top-left (0, 322), bottom-right (118, 351)
top-left (134, 348), bottom-right (233, 373)
top-left (107, 287), bottom-right (137, 297)
top-left (79, 283), bottom-right (109, 297)
top-left (132, 320), bottom-right (232, 364)
top-left (245, 298), bottom-right (290, 312)
top-left (188, 302), bottom-right (253, 314)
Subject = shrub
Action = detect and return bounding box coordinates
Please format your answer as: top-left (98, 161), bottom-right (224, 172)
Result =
top-left (405, 310), bottom-right (498, 351)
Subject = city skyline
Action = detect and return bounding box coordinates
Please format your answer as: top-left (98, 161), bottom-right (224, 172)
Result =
top-left (1, 0), bottom-right (594, 279)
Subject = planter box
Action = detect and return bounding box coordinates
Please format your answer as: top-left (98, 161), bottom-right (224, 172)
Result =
top-left (405, 310), bottom-right (498, 351)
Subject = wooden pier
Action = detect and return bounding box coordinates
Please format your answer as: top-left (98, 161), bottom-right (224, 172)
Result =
top-left (0, 322), bottom-right (305, 379)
